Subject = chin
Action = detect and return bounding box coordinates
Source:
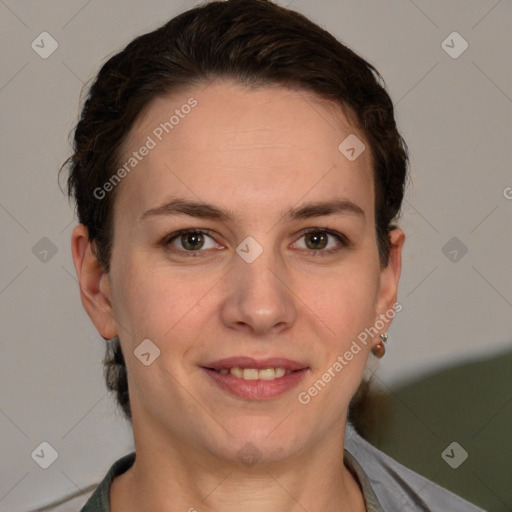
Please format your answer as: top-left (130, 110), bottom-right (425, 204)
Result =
top-left (207, 416), bottom-right (308, 466)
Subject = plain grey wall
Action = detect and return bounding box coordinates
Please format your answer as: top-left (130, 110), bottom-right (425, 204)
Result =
top-left (0, 1), bottom-right (510, 510)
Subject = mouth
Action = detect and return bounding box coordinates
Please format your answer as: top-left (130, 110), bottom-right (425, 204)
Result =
top-left (201, 357), bottom-right (309, 400)
top-left (208, 366), bottom-right (293, 380)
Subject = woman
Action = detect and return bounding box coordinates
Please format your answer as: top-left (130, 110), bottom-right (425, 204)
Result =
top-left (63, 0), bottom-right (486, 510)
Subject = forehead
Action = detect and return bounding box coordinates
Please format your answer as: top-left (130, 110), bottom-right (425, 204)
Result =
top-left (115, 80), bottom-right (374, 225)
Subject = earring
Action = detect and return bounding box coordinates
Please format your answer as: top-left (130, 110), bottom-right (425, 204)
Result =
top-left (372, 332), bottom-right (388, 358)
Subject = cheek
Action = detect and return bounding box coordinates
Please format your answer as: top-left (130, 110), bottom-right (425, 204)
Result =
top-left (111, 253), bottom-right (216, 348)
top-left (113, 264), bottom-right (205, 398)
top-left (310, 266), bottom-right (380, 336)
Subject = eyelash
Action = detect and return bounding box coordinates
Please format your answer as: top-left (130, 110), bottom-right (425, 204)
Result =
top-left (162, 228), bottom-right (350, 258)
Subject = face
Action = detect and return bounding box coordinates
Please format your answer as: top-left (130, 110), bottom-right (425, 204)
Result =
top-left (73, 80), bottom-right (404, 466)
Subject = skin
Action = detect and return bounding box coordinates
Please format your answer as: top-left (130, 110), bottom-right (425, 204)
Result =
top-left (72, 80), bottom-right (404, 512)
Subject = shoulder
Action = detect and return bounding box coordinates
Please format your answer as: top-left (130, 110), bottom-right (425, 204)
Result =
top-left (344, 423), bottom-right (487, 512)
top-left (80, 452), bottom-right (136, 512)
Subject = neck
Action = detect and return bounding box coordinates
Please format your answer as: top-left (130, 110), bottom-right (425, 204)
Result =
top-left (110, 421), bottom-right (366, 512)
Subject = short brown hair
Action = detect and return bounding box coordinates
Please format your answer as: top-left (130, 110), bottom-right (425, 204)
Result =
top-left (61, 0), bottom-right (409, 422)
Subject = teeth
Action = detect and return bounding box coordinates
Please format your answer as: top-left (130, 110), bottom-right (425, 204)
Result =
top-left (217, 367), bottom-right (290, 380)
top-left (230, 367), bottom-right (243, 378)
top-left (259, 368), bottom-right (277, 380)
top-left (243, 368), bottom-right (259, 380)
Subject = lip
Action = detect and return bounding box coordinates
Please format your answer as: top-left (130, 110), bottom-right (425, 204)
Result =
top-left (202, 367), bottom-right (309, 400)
top-left (203, 356), bottom-right (308, 371)
top-left (201, 357), bottom-right (310, 400)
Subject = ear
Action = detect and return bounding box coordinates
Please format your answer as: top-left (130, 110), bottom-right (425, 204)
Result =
top-left (71, 224), bottom-right (118, 340)
top-left (374, 227), bottom-right (405, 329)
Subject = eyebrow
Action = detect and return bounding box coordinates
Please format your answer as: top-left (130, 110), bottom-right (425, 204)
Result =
top-left (139, 197), bottom-right (366, 223)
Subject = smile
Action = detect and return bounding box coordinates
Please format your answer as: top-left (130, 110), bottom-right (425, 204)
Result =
top-left (201, 357), bottom-right (309, 400)
top-left (213, 367), bottom-right (291, 380)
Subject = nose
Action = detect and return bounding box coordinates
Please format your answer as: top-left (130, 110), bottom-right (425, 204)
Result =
top-left (219, 243), bottom-right (297, 336)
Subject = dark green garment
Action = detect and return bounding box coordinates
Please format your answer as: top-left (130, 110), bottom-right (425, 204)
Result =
top-left (80, 452), bottom-right (135, 512)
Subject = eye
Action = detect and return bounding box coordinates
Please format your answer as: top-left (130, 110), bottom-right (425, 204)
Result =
top-left (162, 227), bottom-right (349, 258)
top-left (293, 228), bottom-right (349, 255)
top-left (164, 229), bottom-right (220, 256)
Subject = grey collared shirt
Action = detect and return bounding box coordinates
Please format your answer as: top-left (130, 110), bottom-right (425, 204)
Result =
top-left (343, 421), bottom-right (487, 511)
